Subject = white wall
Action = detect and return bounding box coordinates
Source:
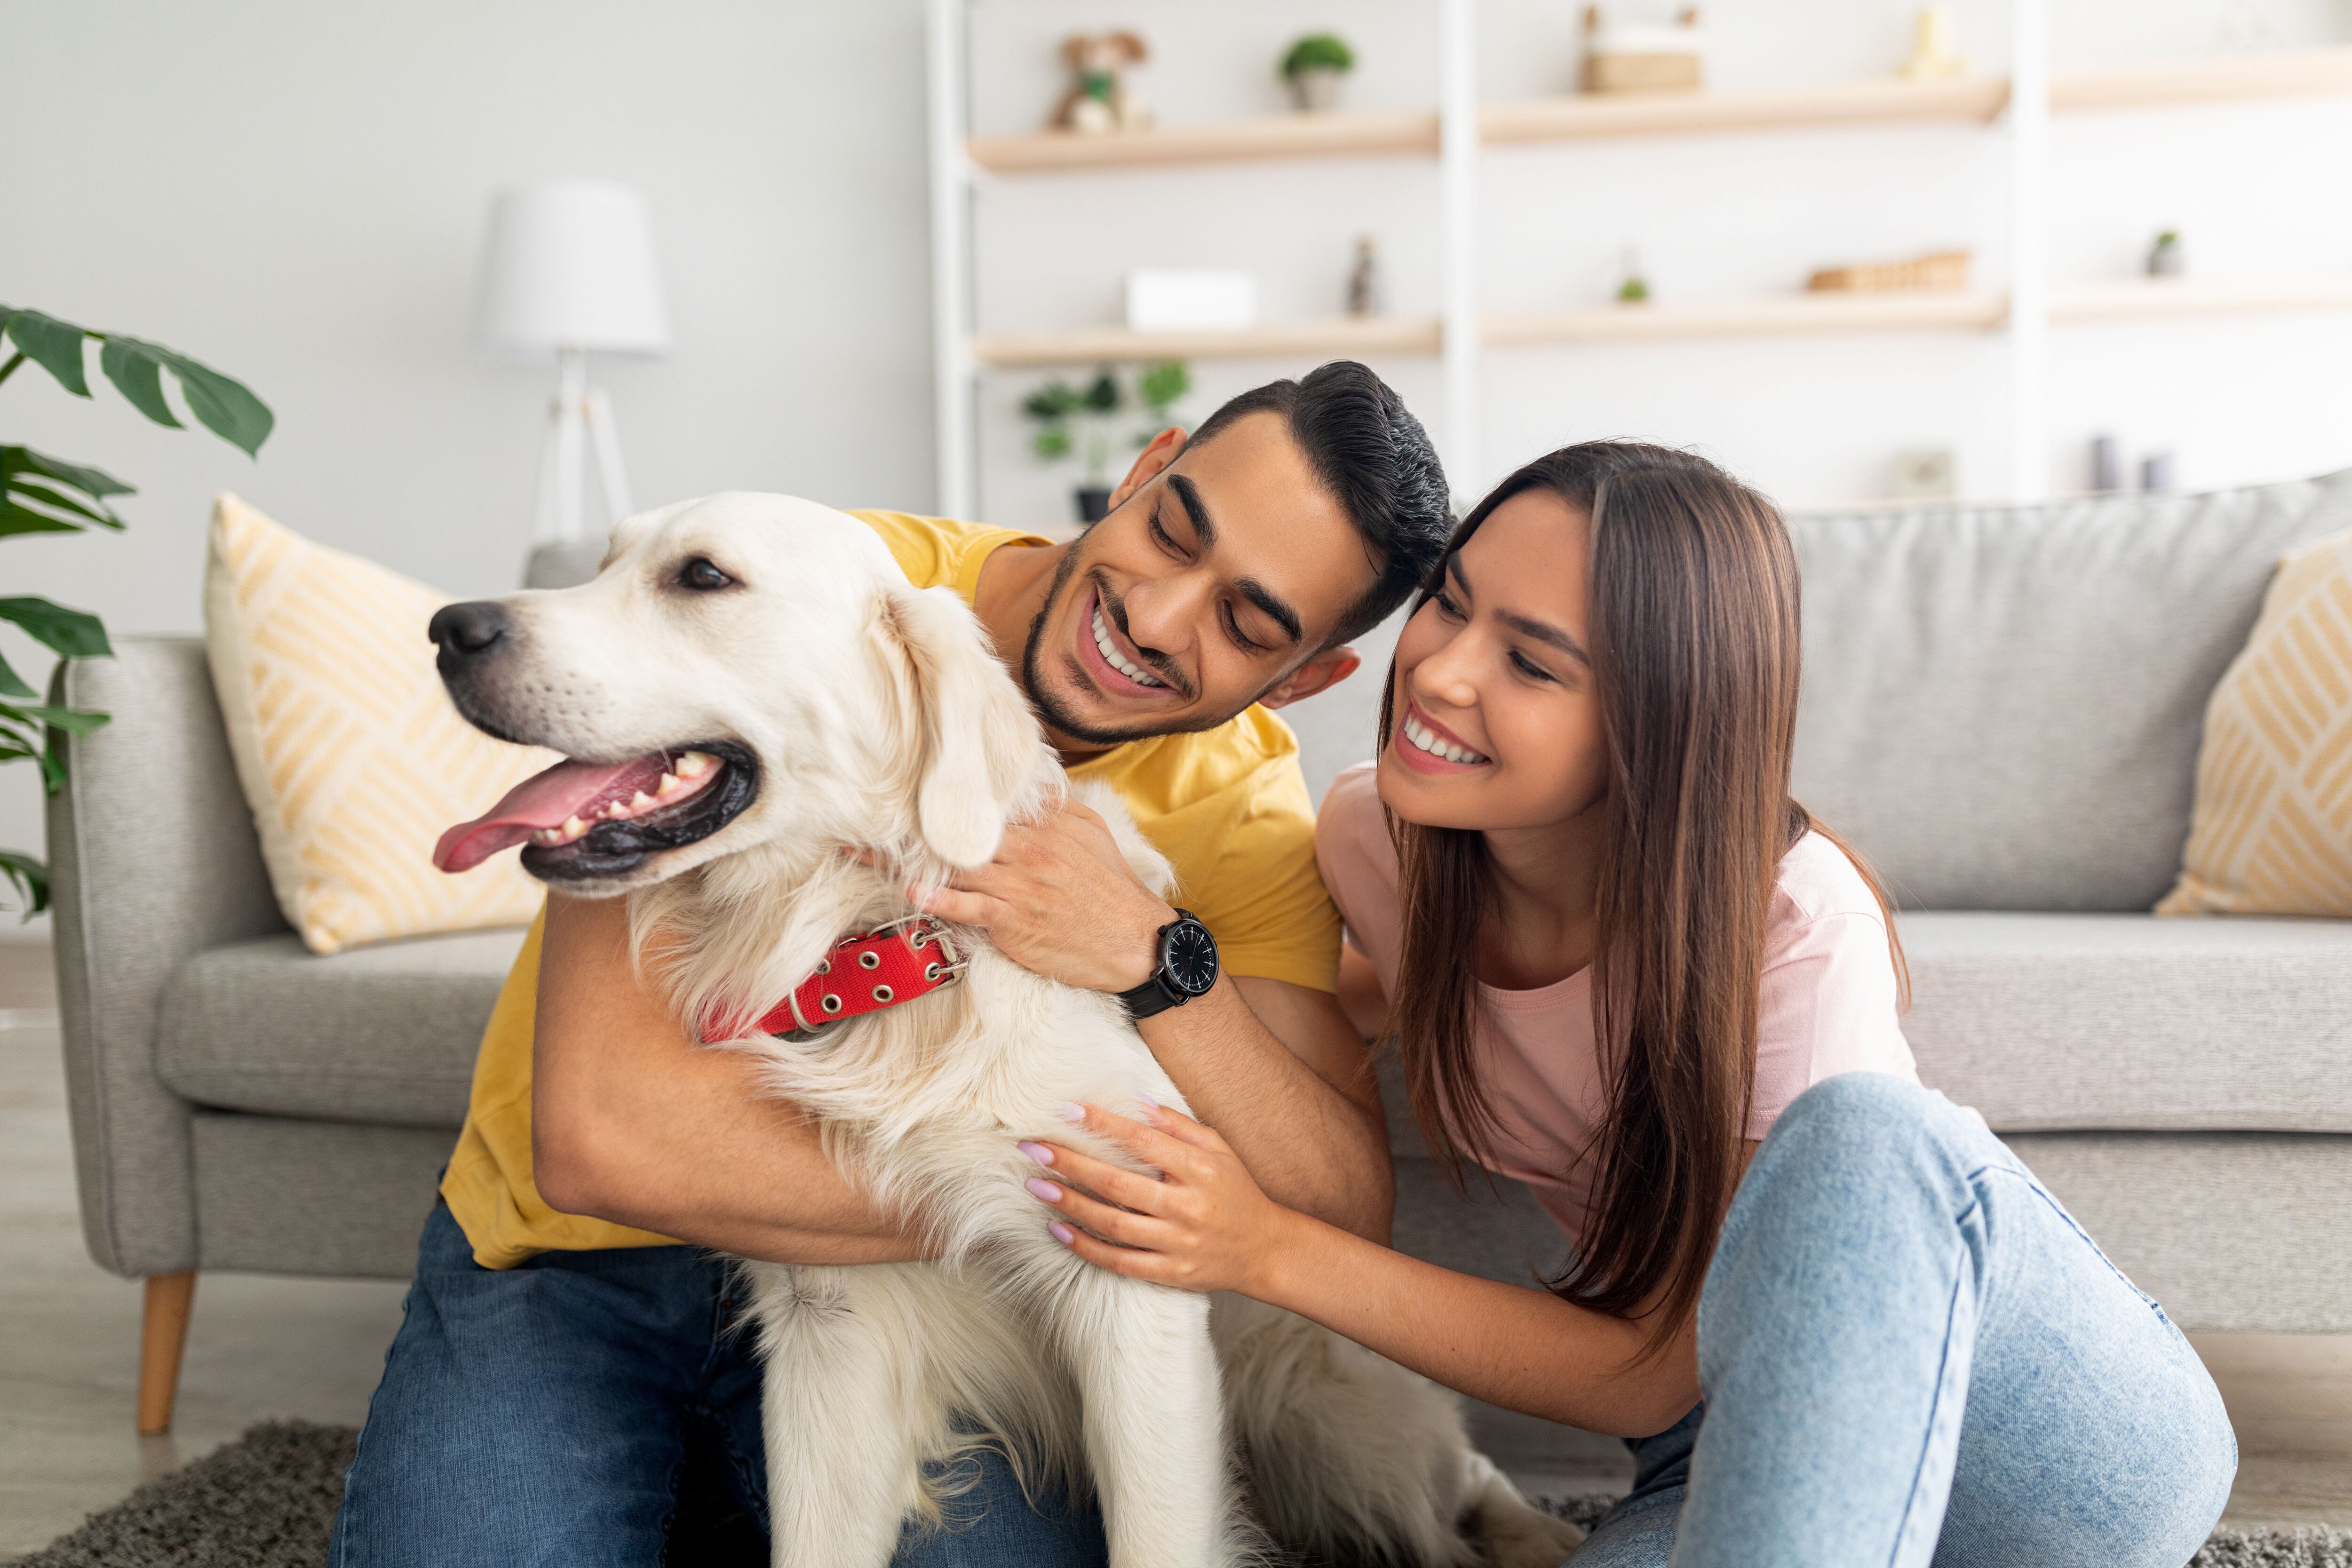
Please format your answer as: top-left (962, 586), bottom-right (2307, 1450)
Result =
top-left (0, 0), bottom-right (941, 911)
top-left (4, 0), bottom-right (2350, 921)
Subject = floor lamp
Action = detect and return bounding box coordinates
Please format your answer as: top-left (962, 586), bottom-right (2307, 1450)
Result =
top-left (477, 179), bottom-right (671, 557)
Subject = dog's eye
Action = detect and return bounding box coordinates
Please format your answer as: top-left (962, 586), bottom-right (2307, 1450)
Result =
top-left (677, 557), bottom-right (734, 592)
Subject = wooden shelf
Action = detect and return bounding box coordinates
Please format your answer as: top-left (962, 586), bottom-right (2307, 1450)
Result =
top-left (2051, 274), bottom-right (2352, 321)
top-left (964, 48), bottom-right (2352, 177)
top-left (1486, 291), bottom-right (2009, 345)
top-left (1482, 74), bottom-right (2010, 144)
top-left (967, 110), bottom-right (1437, 173)
top-left (2050, 45), bottom-right (2352, 113)
top-left (969, 316), bottom-right (1442, 368)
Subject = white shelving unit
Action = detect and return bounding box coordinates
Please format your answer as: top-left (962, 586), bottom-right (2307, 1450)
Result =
top-left (927, 3), bottom-right (2352, 513)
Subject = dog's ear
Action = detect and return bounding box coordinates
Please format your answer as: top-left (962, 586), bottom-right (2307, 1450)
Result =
top-left (882, 584), bottom-right (1042, 869)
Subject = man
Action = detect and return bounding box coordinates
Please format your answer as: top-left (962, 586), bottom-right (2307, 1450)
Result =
top-left (332, 361), bottom-right (1453, 1567)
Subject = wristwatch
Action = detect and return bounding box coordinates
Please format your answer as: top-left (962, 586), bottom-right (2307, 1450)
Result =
top-left (1117, 909), bottom-right (1219, 1020)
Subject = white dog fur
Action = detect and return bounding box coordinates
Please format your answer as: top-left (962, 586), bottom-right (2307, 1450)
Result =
top-left (448, 492), bottom-right (1583, 1568)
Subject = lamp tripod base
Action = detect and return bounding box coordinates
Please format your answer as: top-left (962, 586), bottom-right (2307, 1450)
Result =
top-left (532, 348), bottom-right (636, 548)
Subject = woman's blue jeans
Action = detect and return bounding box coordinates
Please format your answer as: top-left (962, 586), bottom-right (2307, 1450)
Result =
top-left (1570, 1073), bottom-right (2238, 1568)
top-left (327, 1202), bottom-right (1106, 1568)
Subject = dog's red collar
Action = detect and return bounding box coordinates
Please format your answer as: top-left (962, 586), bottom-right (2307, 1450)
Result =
top-left (749, 915), bottom-right (966, 1037)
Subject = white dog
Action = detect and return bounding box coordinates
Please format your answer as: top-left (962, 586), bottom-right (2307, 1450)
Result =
top-left (430, 492), bottom-right (1582, 1568)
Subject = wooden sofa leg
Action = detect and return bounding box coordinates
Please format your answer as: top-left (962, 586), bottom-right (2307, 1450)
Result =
top-left (137, 1271), bottom-right (197, 1434)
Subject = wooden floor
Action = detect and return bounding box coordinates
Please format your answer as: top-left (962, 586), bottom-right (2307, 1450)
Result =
top-left (0, 937), bottom-right (2345, 1553)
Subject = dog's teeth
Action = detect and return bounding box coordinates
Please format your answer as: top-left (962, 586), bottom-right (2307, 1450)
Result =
top-left (657, 772), bottom-right (682, 797)
top-left (532, 828), bottom-right (561, 845)
top-left (676, 752), bottom-right (710, 778)
top-left (562, 815), bottom-right (587, 839)
top-left (630, 790), bottom-right (657, 810)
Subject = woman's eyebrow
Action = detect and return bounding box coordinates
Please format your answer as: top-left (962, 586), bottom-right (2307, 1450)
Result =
top-left (1497, 609), bottom-right (1590, 666)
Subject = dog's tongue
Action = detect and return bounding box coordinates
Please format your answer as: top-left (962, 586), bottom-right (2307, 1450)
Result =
top-left (433, 754), bottom-right (672, 873)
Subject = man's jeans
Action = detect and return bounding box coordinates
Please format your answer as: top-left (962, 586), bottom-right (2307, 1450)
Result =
top-left (328, 1203), bottom-right (1107, 1567)
top-left (1568, 1074), bottom-right (2239, 1568)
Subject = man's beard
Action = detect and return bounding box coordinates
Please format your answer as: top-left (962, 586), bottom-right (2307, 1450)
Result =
top-left (1021, 546), bottom-right (1236, 748)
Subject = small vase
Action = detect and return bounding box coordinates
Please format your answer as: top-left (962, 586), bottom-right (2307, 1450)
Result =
top-left (1288, 66), bottom-right (1346, 112)
top-left (1075, 486), bottom-right (1113, 525)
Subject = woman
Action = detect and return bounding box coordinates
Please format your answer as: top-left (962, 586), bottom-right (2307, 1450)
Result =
top-left (1019, 443), bottom-right (2237, 1566)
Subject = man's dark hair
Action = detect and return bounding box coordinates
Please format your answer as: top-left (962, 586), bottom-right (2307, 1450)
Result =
top-left (1187, 360), bottom-right (1452, 647)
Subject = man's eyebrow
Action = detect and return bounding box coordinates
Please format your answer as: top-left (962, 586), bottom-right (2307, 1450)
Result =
top-left (1168, 474), bottom-right (1216, 548)
top-left (1233, 577), bottom-right (1304, 646)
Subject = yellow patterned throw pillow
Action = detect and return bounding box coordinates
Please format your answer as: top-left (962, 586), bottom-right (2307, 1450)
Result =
top-left (204, 493), bottom-right (553, 952)
top-left (2160, 526), bottom-right (2352, 917)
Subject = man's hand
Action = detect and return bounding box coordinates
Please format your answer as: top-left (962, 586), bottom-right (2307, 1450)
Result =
top-left (909, 796), bottom-right (1174, 994)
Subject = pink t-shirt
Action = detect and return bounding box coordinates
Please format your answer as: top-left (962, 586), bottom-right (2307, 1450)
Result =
top-left (1315, 763), bottom-right (1918, 1242)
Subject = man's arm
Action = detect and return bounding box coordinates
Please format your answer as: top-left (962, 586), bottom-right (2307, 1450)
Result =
top-left (914, 799), bottom-right (1394, 1242)
top-left (532, 893), bottom-right (928, 1266)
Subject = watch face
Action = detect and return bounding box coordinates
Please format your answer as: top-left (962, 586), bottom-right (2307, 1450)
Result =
top-left (1161, 917), bottom-right (1219, 996)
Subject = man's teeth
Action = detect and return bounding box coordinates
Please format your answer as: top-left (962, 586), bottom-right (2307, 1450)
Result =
top-left (530, 751), bottom-right (721, 846)
top-left (1402, 715), bottom-right (1489, 765)
top-left (1092, 605), bottom-right (1164, 689)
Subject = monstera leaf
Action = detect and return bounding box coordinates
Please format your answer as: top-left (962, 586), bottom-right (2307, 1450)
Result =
top-left (0, 305), bottom-right (270, 914)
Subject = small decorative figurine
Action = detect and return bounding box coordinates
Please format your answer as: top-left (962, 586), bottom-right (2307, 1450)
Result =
top-left (1282, 33), bottom-right (1357, 112)
top-left (1899, 6), bottom-right (1969, 80)
top-left (2141, 452), bottom-right (2177, 494)
top-left (2090, 434), bottom-right (2122, 494)
top-left (2147, 230), bottom-right (2186, 277)
top-left (1346, 235), bottom-right (1382, 317)
top-left (1580, 6), bottom-right (1705, 95)
top-left (1052, 32), bottom-right (1151, 135)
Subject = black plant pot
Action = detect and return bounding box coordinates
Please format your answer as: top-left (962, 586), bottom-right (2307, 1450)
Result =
top-left (1074, 486), bottom-right (1113, 525)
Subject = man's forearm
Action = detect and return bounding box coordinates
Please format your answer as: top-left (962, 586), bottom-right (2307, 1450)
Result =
top-left (1136, 977), bottom-right (1393, 1242)
top-left (535, 893), bottom-right (929, 1266)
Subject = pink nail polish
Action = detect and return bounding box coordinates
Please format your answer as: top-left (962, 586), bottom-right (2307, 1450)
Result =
top-left (1056, 1102), bottom-right (1086, 1123)
top-left (1136, 1091), bottom-right (1160, 1112)
top-left (1026, 1177), bottom-right (1062, 1202)
top-left (1049, 1222), bottom-right (1075, 1245)
top-left (1017, 1141), bottom-right (1055, 1166)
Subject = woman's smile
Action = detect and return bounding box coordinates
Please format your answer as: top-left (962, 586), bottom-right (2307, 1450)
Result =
top-left (1393, 702), bottom-right (1491, 773)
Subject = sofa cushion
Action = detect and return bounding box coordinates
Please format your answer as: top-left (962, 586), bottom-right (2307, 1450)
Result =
top-left (1897, 911), bottom-right (2352, 1133)
top-left (1789, 468), bottom-right (2352, 911)
top-left (158, 927), bottom-right (526, 1128)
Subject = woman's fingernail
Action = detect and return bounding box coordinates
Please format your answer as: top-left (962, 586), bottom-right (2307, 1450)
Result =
top-left (1136, 1091), bottom-right (1160, 1112)
top-left (1049, 1222), bottom-right (1075, 1245)
top-left (1017, 1141), bottom-right (1055, 1166)
top-left (1056, 1102), bottom-right (1086, 1123)
top-left (1025, 1176), bottom-right (1063, 1202)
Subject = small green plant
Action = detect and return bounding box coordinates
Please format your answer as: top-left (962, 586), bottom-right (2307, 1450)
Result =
top-left (0, 306), bottom-right (270, 912)
top-left (1282, 33), bottom-right (1356, 77)
top-left (1022, 361), bottom-right (1192, 486)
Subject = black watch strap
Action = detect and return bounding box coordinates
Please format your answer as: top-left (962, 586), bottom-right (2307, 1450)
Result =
top-left (1118, 910), bottom-right (1217, 1020)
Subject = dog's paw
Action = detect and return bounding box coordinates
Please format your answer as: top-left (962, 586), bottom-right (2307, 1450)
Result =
top-left (1477, 1507), bottom-right (1586, 1568)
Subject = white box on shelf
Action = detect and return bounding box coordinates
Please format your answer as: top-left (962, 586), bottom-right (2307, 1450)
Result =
top-left (1125, 270), bottom-right (1258, 333)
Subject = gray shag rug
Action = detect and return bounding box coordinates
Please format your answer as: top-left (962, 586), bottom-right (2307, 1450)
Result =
top-left (16, 1420), bottom-right (2348, 1567)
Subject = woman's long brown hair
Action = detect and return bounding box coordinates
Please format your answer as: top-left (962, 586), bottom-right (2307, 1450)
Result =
top-left (1381, 442), bottom-right (1906, 1354)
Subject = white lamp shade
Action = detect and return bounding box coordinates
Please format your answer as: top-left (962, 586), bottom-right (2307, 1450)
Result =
top-left (477, 179), bottom-right (672, 356)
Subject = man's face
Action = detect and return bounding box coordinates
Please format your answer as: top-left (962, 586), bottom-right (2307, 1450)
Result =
top-left (1022, 412), bottom-right (1378, 747)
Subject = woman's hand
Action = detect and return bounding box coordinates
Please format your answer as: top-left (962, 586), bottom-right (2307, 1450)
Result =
top-left (1020, 1101), bottom-right (1299, 1296)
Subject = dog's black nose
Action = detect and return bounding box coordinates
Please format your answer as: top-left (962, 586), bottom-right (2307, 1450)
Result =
top-left (429, 601), bottom-right (510, 661)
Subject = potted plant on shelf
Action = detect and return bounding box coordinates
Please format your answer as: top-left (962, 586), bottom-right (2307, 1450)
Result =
top-left (1281, 33), bottom-right (1356, 112)
top-left (0, 305), bottom-right (270, 913)
top-left (1023, 360), bottom-right (1192, 525)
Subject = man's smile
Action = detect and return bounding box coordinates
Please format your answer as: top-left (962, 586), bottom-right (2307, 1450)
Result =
top-left (1073, 584), bottom-right (1184, 703)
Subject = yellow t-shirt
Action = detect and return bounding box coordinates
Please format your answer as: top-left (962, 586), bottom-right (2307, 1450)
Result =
top-left (440, 509), bottom-right (1344, 1267)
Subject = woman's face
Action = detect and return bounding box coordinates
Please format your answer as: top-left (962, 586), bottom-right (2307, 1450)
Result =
top-left (1376, 488), bottom-right (1609, 834)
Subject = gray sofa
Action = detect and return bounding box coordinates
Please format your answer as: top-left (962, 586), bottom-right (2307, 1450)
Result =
top-left (52, 470), bottom-right (2352, 1450)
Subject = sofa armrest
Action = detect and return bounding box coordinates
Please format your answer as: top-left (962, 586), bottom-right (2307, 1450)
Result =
top-left (48, 636), bottom-right (287, 1277)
